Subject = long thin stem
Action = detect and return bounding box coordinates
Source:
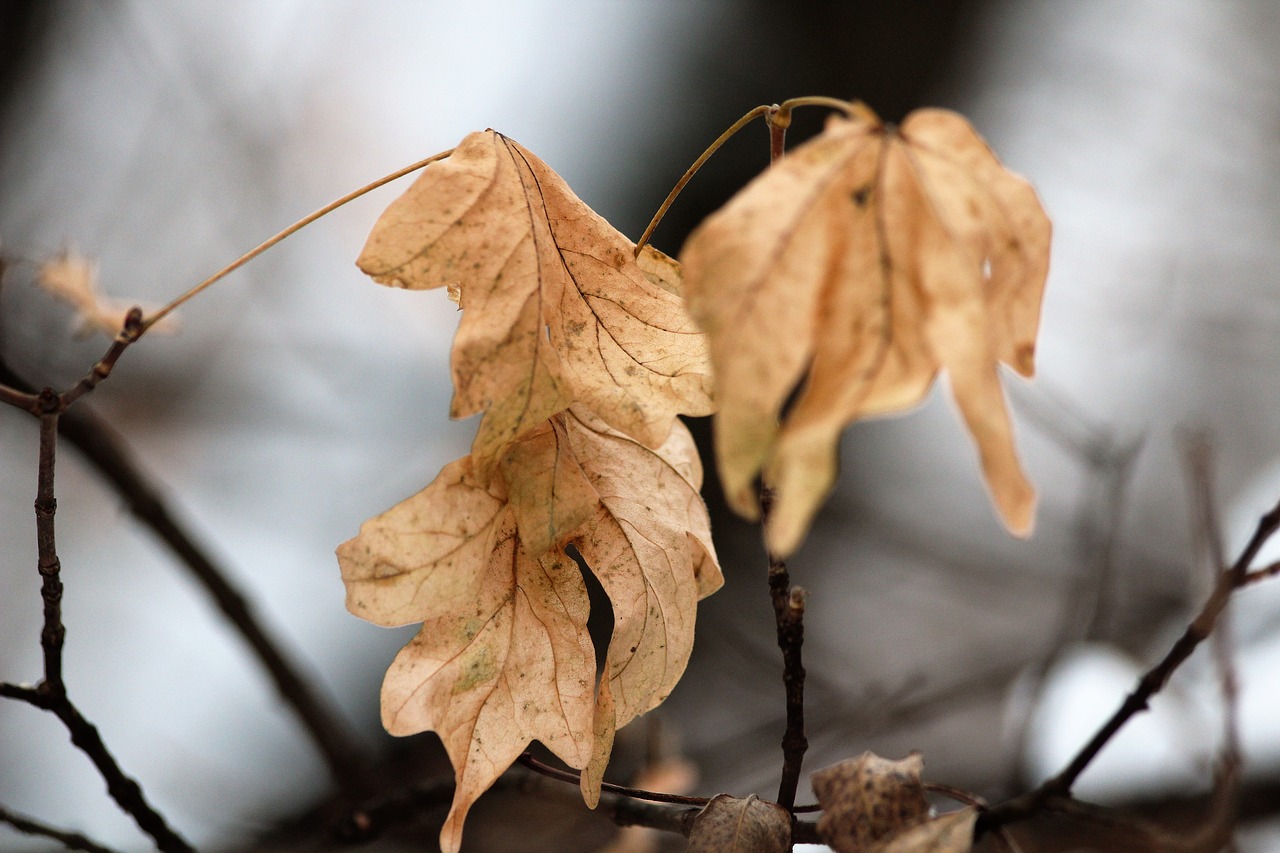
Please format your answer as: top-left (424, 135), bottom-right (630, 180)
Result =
top-left (142, 149), bottom-right (452, 332)
top-left (633, 104), bottom-right (771, 255)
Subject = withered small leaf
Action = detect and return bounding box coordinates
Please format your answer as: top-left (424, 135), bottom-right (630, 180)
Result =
top-left (38, 250), bottom-right (177, 338)
top-left (869, 809), bottom-right (976, 853)
top-left (688, 794), bottom-right (791, 853)
top-left (357, 130), bottom-right (713, 477)
top-left (812, 751), bottom-right (931, 853)
top-left (681, 104), bottom-right (1050, 556)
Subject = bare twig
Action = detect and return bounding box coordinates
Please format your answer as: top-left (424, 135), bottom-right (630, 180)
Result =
top-left (759, 486), bottom-right (809, 814)
top-left (0, 803), bottom-right (124, 853)
top-left (1, 392), bottom-right (194, 851)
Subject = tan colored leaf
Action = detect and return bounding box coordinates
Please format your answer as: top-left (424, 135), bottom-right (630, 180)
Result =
top-left (812, 752), bottom-right (931, 853)
top-left (337, 410), bottom-right (722, 850)
top-left (681, 105), bottom-right (1050, 556)
top-left (336, 459), bottom-right (595, 853)
top-left (868, 809), bottom-right (976, 853)
top-left (38, 250), bottom-right (177, 337)
top-left (357, 130), bottom-right (714, 476)
top-left (688, 794), bottom-right (790, 853)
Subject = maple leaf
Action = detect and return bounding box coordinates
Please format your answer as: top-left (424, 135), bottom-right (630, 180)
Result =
top-left (356, 130), bottom-right (714, 477)
top-left (681, 105), bottom-right (1050, 557)
top-left (687, 794), bottom-right (791, 853)
top-left (337, 407), bottom-right (721, 851)
top-left (38, 250), bottom-right (177, 338)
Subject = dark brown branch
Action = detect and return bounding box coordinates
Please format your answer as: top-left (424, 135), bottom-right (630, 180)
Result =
top-left (979, 496), bottom-right (1280, 836)
top-left (0, 803), bottom-right (125, 853)
top-left (1, 394), bottom-right (196, 852)
top-left (0, 358), bottom-right (369, 791)
top-left (760, 487), bottom-right (808, 814)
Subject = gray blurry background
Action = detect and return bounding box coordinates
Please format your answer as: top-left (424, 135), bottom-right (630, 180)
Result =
top-left (3, 2), bottom-right (1280, 851)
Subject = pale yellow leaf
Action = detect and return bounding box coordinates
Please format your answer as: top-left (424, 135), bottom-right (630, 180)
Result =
top-left (357, 130), bottom-right (714, 476)
top-left (681, 105), bottom-right (1049, 556)
top-left (38, 250), bottom-right (177, 337)
top-left (812, 752), bottom-right (931, 853)
top-left (688, 794), bottom-right (791, 853)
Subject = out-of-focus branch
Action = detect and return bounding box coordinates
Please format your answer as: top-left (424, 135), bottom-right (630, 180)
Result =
top-left (0, 803), bottom-right (124, 853)
top-left (980, 495), bottom-right (1280, 837)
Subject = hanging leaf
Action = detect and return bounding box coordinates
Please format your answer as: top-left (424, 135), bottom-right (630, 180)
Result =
top-left (681, 105), bottom-right (1050, 556)
top-left (688, 795), bottom-right (791, 853)
top-left (357, 130), bottom-right (714, 476)
top-left (337, 407), bottom-right (721, 852)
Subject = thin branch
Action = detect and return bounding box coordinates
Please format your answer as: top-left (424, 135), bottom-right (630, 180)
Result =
top-left (0, 803), bottom-right (125, 853)
top-left (760, 486), bottom-right (808, 814)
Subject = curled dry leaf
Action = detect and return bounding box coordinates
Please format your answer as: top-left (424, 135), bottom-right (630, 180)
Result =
top-left (811, 751), bottom-right (931, 853)
top-left (38, 250), bottom-right (177, 338)
top-left (357, 130), bottom-right (714, 477)
top-left (687, 794), bottom-right (791, 853)
top-left (681, 105), bottom-right (1050, 556)
top-left (870, 809), bottom-right (976, 853)
top-left (337, 406), bottom-right (721, 852)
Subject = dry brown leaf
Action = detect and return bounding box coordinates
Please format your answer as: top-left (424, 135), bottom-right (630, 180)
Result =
top-left (681, 105), bottom-right (1050, 557)
top-left (687, 794), bottom-right (791, 853)
top-left (357, 130), bottom-right (714, 477)
top-left (337, 407), bottom-right (721, 851)
top-left (812, 752), bottom-right (931, 852)
top-left (38, 250), bottom-right (177, 337)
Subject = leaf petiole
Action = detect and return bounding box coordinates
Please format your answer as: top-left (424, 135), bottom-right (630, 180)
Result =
top-left (634, 98), bottom-right (875, 255)
top-left (141, 148), bottom-right (455, 333)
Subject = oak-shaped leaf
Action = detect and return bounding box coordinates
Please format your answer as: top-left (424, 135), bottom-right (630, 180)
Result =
top-left (681, 105), bottom-right (1050, 557)
top-left (688, 795), bottom-right (791, 853)
top-left (357, 130), bottom-right (714, 477)
top-left (337, 407), bottom-right (721, 852)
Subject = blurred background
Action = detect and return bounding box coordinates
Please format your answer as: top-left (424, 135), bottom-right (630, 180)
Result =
top-left (3, 2), bottom-right (1280, 851)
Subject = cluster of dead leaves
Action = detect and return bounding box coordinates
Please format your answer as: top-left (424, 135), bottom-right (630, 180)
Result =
top-left (338, 130), bottom-right (721, 853)
top-left (338, 100), bottom-right (1048, 852)
top-left (688, 753), bottom-right (976, 853)
top-left (682, 103), bottom-right (1050, 557)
